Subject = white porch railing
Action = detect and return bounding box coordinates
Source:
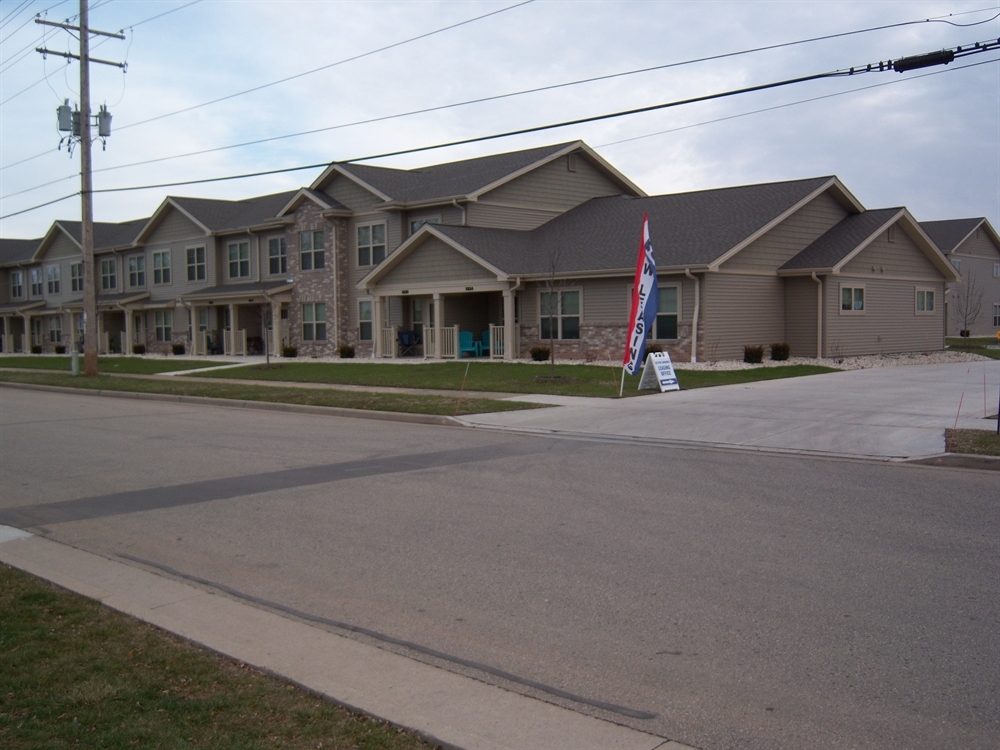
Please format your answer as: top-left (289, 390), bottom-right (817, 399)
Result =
top-left (99, 331), bottom-right (110, 354)
top-left (489, 324), bottom-right (505, 359)
top-left (234, 329), bottom-right (246, 356)
top-left (379, 326), bottom-right (397, 358)
top-left (223, 330), bottom-right (232, 355)
top-left (440, 325), bottom-right (457, 359)
top-left (193, 331), bottom-right (207, 355)
top-left (423, 327), bottom-right (436, 358)
top-left (120, 331), bottom-right (128, 354)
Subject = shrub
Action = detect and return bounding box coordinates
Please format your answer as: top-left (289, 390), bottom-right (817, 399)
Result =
top-left (172, 343), bottom-right (186, 355)
top-left (338, 344), bottom-right (355, 359)
top-left (530, 346), bottom-right (549, 362)
top-left (30, 344), bottom-right (42, 354)
top-left (282, 346), bottom-right (298, 358)
top-left (743, 345), bottom-right (764, 364)
top-left (770, 342), bottom-right (790, 361)
top-left (109, 339), bottom-right (120, 354)
top-left (645, 342), bottom-right (663, 354)
top-left (132, 344), bottom-right (146, 355)
top-left (54, 344), bottom-right (66, 354)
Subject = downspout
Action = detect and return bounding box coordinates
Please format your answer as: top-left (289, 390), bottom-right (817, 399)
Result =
top-left (684, 268), bottom-right (700, 363)
top-left (248, 228), bottom-right (261, 282)
top-left (811, 272), bottom-right (822, 358)
top-left (452, 199), bottom-right (466, 227)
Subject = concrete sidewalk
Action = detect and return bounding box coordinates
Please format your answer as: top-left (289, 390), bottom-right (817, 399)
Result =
top-left (460, 361), bottom-right (1000, 460)
top-left (0, 526), bottom-right (686, 750)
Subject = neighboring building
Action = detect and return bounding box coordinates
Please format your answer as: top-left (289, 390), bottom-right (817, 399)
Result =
top-left (0, 140), bottom-right (965, 360)
top-left (920, 218), bottom-right (1000, 337)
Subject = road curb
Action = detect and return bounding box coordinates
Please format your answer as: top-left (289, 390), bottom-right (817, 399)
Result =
top-left (904, 452), bottom-right (1000, 471)
top-left (0, 381), bottom-right (465, 428)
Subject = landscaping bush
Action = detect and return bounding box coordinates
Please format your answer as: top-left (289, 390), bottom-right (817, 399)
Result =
top-left (645, 342), bottom-right (663, 354)
top-left (743, 345), bottom-right (764, 364)
top-left (282, 346), bottom-right (298, 358)
top-left (338, 344), bottom-right (355, 359)
top-left (770, 342), bottom-right (790, 361)
top-left (530, 346), bottom-right (550, 362)
top-left (132, 344), bottom-right (146, 355)
top-left (172, 343), bottom-right (186, 355)
top-left (30, 345), bottom-right (42, 354)
top-left (54, 344), bottom-right (66, 354)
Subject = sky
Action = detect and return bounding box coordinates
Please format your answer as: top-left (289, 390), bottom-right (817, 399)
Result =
top-left (0, 0), bottom-right (997, 240)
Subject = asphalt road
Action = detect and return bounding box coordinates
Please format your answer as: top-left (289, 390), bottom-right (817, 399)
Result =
top-left (1, 387), bottom-right (997, 750)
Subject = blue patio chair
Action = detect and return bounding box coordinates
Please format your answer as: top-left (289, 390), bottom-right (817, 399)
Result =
top-left (458, 330), bottom-right (479, 358)
top-left (480, 329), bottom-right (491, 357)
top-left (398, 330), bottom-right (418, 356)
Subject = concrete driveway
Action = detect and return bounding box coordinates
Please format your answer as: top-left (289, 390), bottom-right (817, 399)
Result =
top-left (459, 361), bottom-right (1000, 459)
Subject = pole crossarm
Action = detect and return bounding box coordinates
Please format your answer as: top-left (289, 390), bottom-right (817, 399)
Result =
top-left (35, 47), bottom-right (126, 68)
top-left (34, 18), bottom-right (125, 39)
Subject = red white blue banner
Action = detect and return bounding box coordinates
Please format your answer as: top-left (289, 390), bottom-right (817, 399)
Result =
top-left (623, 214), bottom-right (658, 375)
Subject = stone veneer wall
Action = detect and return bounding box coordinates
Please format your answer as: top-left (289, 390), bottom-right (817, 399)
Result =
top-left (287, 204), bottom-right (339, 357)
top-left (517, 322), bottom-right (699, 362)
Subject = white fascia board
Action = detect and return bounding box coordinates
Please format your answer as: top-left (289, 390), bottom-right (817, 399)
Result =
top-left (892, 210), bottom-right (962, 282)
top-left (310, 164), bottom-right (392, 202)
top-left (950, 218), bottom-right (999, 255)
top-left (277, 189), bottom-right (330, 218)
top-left (31, 222), bottom-right (81, 262)
top-left (829, 209), bottom-right (905, 275)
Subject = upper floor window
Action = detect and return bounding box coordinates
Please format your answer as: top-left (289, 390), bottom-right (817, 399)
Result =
top-left (540, 289), bottom-right (580, 340)
top-left (952, 257), bottom-right (961, 273)
top-left (100, 259), bottom-right (116, 290)
top-left (46, 265), bottom-right (60, 294)
top-left (357, 224), bottom-right (385, 267)
top-left (11, 270), bottom-right (23, 298)
top-left (841, 286), bottom-right (865, 313)
top-left (268, 237), bottom-right (287, 275)
top-left (129, 256), bottom-right (145, 287)
top-left (300, 230), bottom-right (325, 270)
top-left (70, 262), bottom-right (83, 292)
top-left (228, 241), bottom-right (250, 278)
top-left (993, 263), bottom-right (1000, 278)
top-left (30, 268), bottom-right (43, 296)
top-left (152, 251), bottom-right (171, 284)
top-left (409, 217), bottom-right (440, 235)
top-left (187, 246), bottom-right (206, 281)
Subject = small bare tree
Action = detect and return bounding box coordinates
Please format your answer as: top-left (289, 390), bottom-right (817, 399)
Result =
top-left (543, 243), bottom-right (563, 375)
top-left (951, 270), bottom-right (984, 335)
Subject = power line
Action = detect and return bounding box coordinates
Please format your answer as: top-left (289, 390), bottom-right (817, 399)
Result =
top-left (115, 0), bottom-right (537, 131)
top-left (0, 0), bottom-right (33, 31)
top-left (0, 0), bottom-right (67, 44)
top-left (0, 64), bottom-right (60, 105)
top-left (0, 190), bottom-right (79, 219)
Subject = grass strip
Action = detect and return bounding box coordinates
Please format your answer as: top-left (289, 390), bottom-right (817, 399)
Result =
top-left (946, 428), bottom-right (1000, 456)
top-left (0, 355), bottom-right (221, 374)
top-left (183, 360), bottom-right (839, 397)
top-left (0, 371), bottom-right (542, 417)
top-left (0, 563), bottom-right (428, 749)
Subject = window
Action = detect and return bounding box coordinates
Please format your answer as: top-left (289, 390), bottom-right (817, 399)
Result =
top-left (129, 256), bottom-right (145, 287)
top-left (228, 241), bottom-right (250, 278)
top-left (70, 262), bottom-right (83, 292)
top-left (357, 224), bottom-right (385, 267)
top-left (186, 247), bottom-right (205, 281)
top-left (30, 268), bottom-right (43, 296)
top-left (152, 251), bottom-right (171, 284)
top-left (916, 289), bottom-right (935, 313)
top-left (952, 258), bottom-right (961, 273)
top-left (11, 270), bottom-right (23, 298)
top-left (409, 217), bottom-right (440, 234)
top-left (655, 285), bottom-right (679, 339)
top-left (359, 300), bottom-right (373, 341)
top-left (45, 265), bottom-right (61, 294)
top-left (48, 316), bottom-right (62, 343)
top-left (100, 259), bottom-right (116, 290)
top-left (993, 263), bottom-right (1000, 278)
top-left (540, 289), bottom-right (580, 339)
top-left (198, 308), bottom-right (208, 331)
top-left (268, 237), bottom-right (287, 275)
top-left (302, 302), bottom-right (326, 341)
top-left (300, 230), bottom-right (325, 270)
top-left (994, 304), bottom-right (1000, 327)
top-left (841, 286), bottom-right (864, 313)
top-left (154, 310), bottom-right (172, 341)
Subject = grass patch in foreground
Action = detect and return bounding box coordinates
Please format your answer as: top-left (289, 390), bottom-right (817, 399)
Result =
top-left (0, 371), bottom-right (542, 416)
top-left (186, 360), bottom-right (839, 396)
top-left (946, 428), bottom-right (1000, 456)
top-left (944, 338), bottom-right (1000, 360)
top-left (0, 563), bottom-right (428, 750)
top-left (0, 355), bottom-right (220, 374)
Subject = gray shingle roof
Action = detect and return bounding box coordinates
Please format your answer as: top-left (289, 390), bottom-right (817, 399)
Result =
top-left (918, 218), bottom-right (983, 253)
top-left (171, 190), bottom-right (299, 232)
top-left (0, 237), bottom-right (42, 265)
top-left (338, 142), bottom-right (578, 203)
top-left (433, 176), bottom-right (834, 275)
top-left (57, 218), bottom-right (150, 251)
top-left (780, 208), bottom-right (900, 271)
top-left (182, 280), bottom-right (291, 299)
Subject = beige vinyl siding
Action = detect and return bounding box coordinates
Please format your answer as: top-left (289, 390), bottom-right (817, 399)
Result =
top-left (784, 276), bottom-right (819, 358)
top-left (700, 272), bottom-right (785, 360)
top-left (464, 202), bottom-right (561, 231)
top-left (44, 233), bottom-right (81, 260)
top-left (841, 228), bottom-right (940, 279)
top-left (520, 282), bottom-right (539, 323)
top-left (721, 191), bottom-right (849, 272)
top-left (946, 233), bottom-right (1000, 335)
top-left (145, 209), bottom-right (207, 245)
top-left (144, 237), bottom-right (218, 300)
top-left (380, 238), bottom-right (496, 286)
top-left (580, 275), bottom-right (696, 325)
top-left (825, 276), bottom-right (945, 356)
top-left (42, 258), bottom-right (68, 304)
top-left (480, 154), bottom-right (624, 210)
top-left (952, 228), bottom-right (1000, 259)
top-left (324, 175), bottom-right (384, 211)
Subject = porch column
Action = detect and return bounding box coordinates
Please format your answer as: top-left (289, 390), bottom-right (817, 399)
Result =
top-left (124, 309), bottom-right (134, 354)
top-left (228, 303), bottom-right (237, 355)
top-left (433, 293), bottom-right (442, 360)
top-left (23, 313), bottom-right (31, 350)
top-left (97, 311), bottom-right (104, 353)
top-left (271, 300), bottom-right (281, 355)
top-left (372, 294), bottom-right (383, 357)
top-left (1, 315), bottom-right (9, 353)
top-left (503, 287), bottom-right (515, 361)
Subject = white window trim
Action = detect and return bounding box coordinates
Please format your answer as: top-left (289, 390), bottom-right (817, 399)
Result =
top-left (154, 309), bottom-right (173, 341)
top-left (267, 236), bottom-right (287, 276)
top-left (409, 216), bottom-right (440, 235)
top-left (30, 267), bottom-right (44, 297)
top-left (186, 246), bottom-right (206, 282)
top-left (128, 255), bottom-right (145, 288)
top-left (630, 283), bottom-right (681, 340)
top-left (359, 299), bottom-right (373, 341)
top-left (228, 241), bottom-right (251, 279)
top-left (152, 251), bottom-right (172, 286)
top-left (993, 263), bottom-right (1000, 278)
top-left (538, 286), bottom-right (583, 340)
top-left (45, 264), bottom-right (61, 295)
top-left (839, 284), bottom-right (866, 315)
top-left (301, 302), bottom-right (327, 342)
top-left (300, 230), bottom-right (326, 271)
top-left (100, 258), bottom-right (117, 291)
top-left (993, 303), bottom-right (1000, 327)
top-left (356, 223), bottom-right (386, 268)
top-left (914, 288), bottom-right (936, 314)
top-left (70, 262), bottom-right (83, 293)
top-left (11, 270), bottom-right (24, 298)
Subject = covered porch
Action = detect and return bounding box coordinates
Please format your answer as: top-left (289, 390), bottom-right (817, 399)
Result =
top-left (0, 300), bottom-right (44, 353)
top-left (182, 281), bottom-right (293, 356)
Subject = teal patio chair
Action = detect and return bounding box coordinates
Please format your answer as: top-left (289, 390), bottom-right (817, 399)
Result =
top-left (480, 329), bottom-right (491, 357)
top-left (458, 330), bottom-right (479, 358)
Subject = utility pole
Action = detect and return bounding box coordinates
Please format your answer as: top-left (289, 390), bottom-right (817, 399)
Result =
top-left (36, 1), bottom-right (124, 376)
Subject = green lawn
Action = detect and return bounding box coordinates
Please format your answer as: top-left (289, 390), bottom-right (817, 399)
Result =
top-left (0, 563), bottom-right (428, 749)
top-left (183, 360), bottom-right (840, 397)
top-left (945, 337), bottom-right (1000, 360)
top-left (0, 355), bottom-right (220, 374)
top-left (946, 428), bottom-right (1000, 456)
top-left (0, 371), bottom-right (542, 417)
